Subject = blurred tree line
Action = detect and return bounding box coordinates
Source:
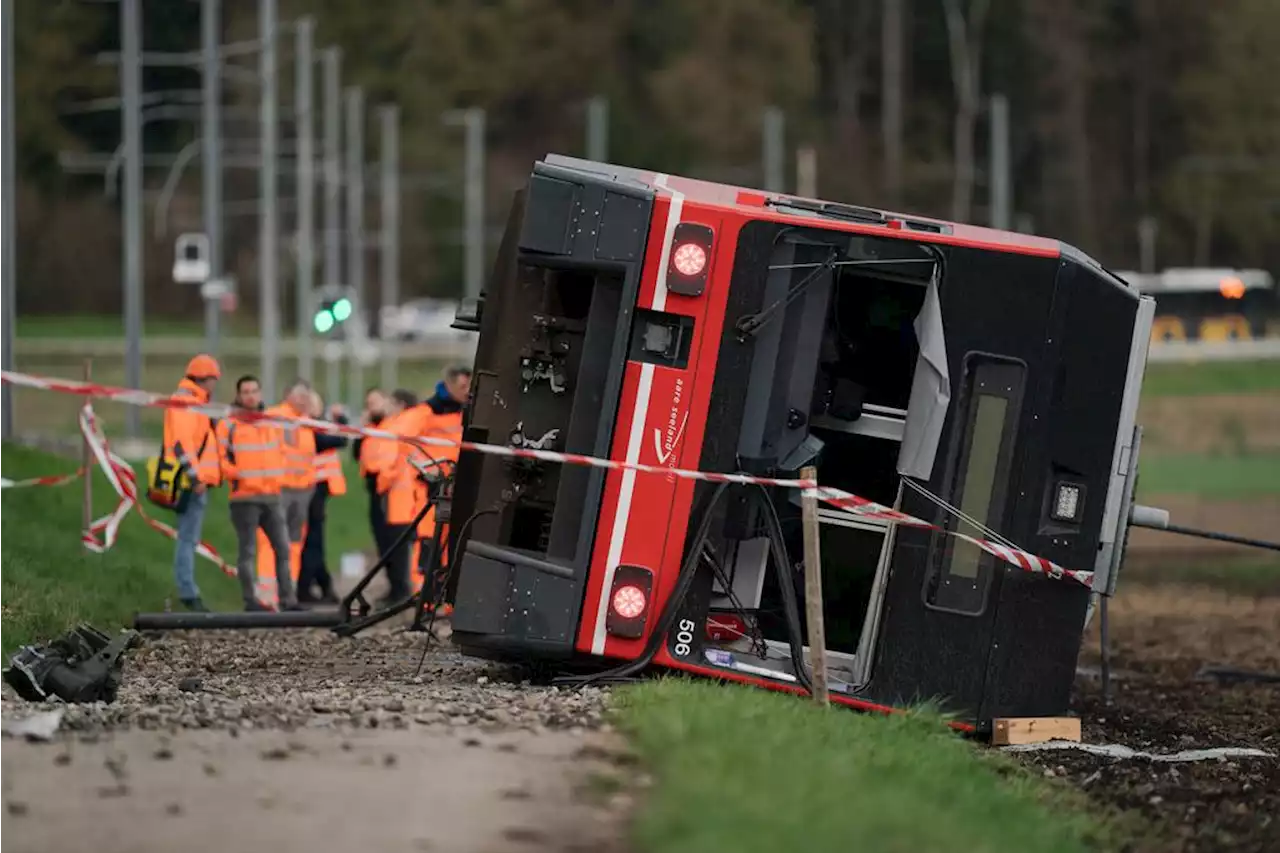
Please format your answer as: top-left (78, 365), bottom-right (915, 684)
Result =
top-left (13, 0), bottom-right (1280, 321)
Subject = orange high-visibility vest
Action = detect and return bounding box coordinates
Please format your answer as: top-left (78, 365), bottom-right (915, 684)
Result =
top-left (368, 410), bottom-right (410, 492)
top-left (266, 402), bottom-right (316, 490)
top-left (162, 378), bottom-right (221, 487)
top-left (415, 409), bottom-right (463, 537)
top-left (216, 417), bottom-right (285, 500)
top-left (380, 406), bottom-right (432, 527)
top-left (314, 449), bottom-right (347, 496)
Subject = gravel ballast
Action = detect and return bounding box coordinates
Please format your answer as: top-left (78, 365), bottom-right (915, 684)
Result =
top-left (1, 628), bottom-right (629, 853)
top-left (4, 629), bottom-right (610, 737)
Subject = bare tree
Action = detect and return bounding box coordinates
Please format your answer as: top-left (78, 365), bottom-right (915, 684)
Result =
top-left (941, 0), bottom-right (991, 223)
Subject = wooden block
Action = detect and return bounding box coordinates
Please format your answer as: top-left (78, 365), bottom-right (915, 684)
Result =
top-left (991, 717), bottom-right (1082, 746)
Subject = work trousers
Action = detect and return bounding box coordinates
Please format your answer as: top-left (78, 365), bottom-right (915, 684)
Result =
top-left (382, 523), bottom-right (413, 603)
top-left (366, 473), bottom-right (389, 558)
top-left (172, 488), bottom-right (209, 601)
top-left (299, 484), bottom-right (333, 597)
top-left (417, 534), bottom-right (446, 606)
top-left (280, 486), bottom-right (314, 543)
top-left (229, 499), bottom-right (295, 608)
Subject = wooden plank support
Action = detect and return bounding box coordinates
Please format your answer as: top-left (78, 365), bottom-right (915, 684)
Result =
top-left (799, 466), bottom-right (829, 706)
top-left (991, 717), bottom-right (1082, 746)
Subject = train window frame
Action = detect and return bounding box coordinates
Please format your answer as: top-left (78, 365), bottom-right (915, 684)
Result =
top-left (921, 352), bottom-right (1027, 617)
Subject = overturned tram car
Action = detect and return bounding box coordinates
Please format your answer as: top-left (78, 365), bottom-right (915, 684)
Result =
top-left (446, 155), bottom-right (1155, 728)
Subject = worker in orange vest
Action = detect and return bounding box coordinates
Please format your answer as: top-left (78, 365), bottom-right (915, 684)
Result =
top-left (414, 366), bottom-right (471, 609)
top-left (351, 388), bottom-right (390, 564)
top-left (299, 390), bottom-right (349, 604)
top-left (163, 354), bottom-right (223, 612)
top-left (266, 380), bottom-right (347, 582)
top-left (371, 389), bottom-right (421, 607)
top-left (217, 374), bottom-right (297, 611)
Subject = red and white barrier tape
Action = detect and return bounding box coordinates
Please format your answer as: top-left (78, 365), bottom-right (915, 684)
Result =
top-left (1, 369), bottom-right (1093, 588)
top-left (76, 403), bottom-right (235, 577)
top-left (0, 468), bottom-right (85, 489)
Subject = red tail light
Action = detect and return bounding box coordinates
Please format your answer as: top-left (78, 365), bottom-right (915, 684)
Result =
top-left (671, 242), bottom-right (707, 277)
top-left (606, 565), bottom-right (654, 640)
top-left (612, 585), bottom-right (647, 619)
top-left (666, 223), bottom-right (714, 297)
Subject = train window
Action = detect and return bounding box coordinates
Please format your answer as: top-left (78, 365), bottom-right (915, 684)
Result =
top-left (923, 354), bottom-right (1025, 616)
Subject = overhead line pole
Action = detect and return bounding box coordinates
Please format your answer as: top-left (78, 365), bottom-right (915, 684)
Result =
top-left (121, 0), bottom-right (144, 439)
top-left (201, 0), bottom-right (223, 356)
top-left (2, 0), bottom-right (15, 440)
top-left (259, 0), bottom-right (280, 401)
top-left (345, 86), bottom-right (364, 408)
top-left (295, 16), bottom-right (316, 382)
top-left (321, 47), bottom-right (343, 406)
top-left (379, 104), bottom-right (400, 391)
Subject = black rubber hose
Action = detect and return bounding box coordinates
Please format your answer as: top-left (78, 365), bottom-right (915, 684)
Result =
top-left (552, 481), bottom-right (732, 688)
top-left (554, 480), bottom-right (816, 696)
top-left (752, 484), bottom-right (814, 694)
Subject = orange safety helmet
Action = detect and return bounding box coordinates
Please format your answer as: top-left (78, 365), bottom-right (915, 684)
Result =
top-left (185, 354), bottom-right (222, 380)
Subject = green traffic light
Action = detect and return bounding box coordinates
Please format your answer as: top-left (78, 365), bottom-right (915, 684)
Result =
top-left (314, 310), bottom-right (335, 333)
top-left (332, 297), bottom-right (353, 322)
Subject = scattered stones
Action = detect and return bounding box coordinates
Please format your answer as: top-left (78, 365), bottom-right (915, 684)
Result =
top-left (2, 632), bottom-right (609, 739)
top-left (7, 801), bottom-right (29, 817)
top-left (501, 826), bottom-right (547, 844)
top-left (165, 802), bottom-right (183, 817)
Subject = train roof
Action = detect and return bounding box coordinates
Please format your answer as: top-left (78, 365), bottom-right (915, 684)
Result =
top-left (541, 154), bottom-right (1131, 290)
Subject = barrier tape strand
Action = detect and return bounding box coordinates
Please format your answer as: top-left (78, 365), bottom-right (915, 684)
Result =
top-left (1, 369), bottom-right (1093, 588)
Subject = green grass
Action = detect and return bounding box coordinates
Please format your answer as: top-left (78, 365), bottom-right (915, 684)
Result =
top-left (1, 443), bottom-right (242, 651)
top-left (1141, 360), bottom-right (1280, 397)
top-left (1137, 451), bottom-right (1280, 499)
top-left (1, 442), bottom-right (375, 652)
top-left (614, 678), bottom-right (1134, 853)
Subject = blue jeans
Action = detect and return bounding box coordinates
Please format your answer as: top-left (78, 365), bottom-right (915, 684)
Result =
top-left (173, 488), bottom-right (209, 601)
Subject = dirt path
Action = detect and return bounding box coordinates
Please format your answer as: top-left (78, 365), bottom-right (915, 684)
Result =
top-left (1, 631), bottom-right (631, 853)
top-left (1018, 585), bottom-right (1280, 853)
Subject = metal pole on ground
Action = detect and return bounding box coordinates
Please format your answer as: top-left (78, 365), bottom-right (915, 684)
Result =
top-left (321, 47), bottom-right (343, 394)
top-left (585, 95), bottom-right (608, 162)
top-left (796, 145), bottom-right (818, 197)
top-left (345, 86), bottom-right (365, 406)
top-left (1, 0), bottom-right (14, 441)
top-left (989, 93), bottom-right (1011, 231)
top-left (121, 0), bottom-right (144, 439)
top-left (762, 107), bottom-right (785, 193)
top-left (201, 0), bottom-right (223, 356)
top-left (294, 17), bottom-right (316, 382)
top-left (378, 103), bottom-right (399, 391)
top-left (799, 465), bottom-right (830, 705)
top-left (461, 108), bottom-right (485, 302)
top-left (259, 0), bottom-right (280, 402)
top-left (81, 359), bottom-right (93, 536)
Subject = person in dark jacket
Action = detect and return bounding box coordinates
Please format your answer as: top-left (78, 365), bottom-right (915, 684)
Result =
top-left (351, 388), bottom-right (389, 559)
top-left (298, 391), bottom-right (350, 604)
